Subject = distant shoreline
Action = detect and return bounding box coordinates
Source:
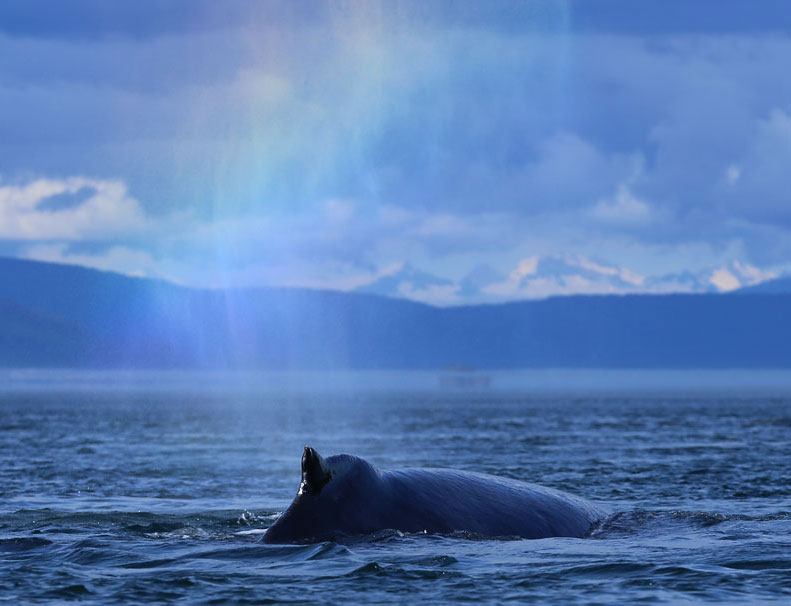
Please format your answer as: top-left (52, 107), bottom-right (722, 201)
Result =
top-left (2, 368), bottom-right (791, 396)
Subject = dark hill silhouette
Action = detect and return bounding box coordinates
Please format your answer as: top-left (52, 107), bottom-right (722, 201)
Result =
top-left (0, 256), bottom-right (789, 369)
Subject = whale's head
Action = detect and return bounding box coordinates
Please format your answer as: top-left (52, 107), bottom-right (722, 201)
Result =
top-left (263, 446), bottom-right (382, 543)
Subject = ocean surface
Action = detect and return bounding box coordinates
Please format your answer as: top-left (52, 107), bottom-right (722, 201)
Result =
top-left (1, 369), bottom-right (790, 605)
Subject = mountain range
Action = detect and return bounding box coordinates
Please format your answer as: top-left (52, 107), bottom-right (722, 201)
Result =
top-left (354, 256), bottom-right (785, 305)
top-left (1, 256), bottom-right (790, 369)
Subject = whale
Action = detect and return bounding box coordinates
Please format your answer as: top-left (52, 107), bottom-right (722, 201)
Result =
top-left (263, 446), bottom-right (609, 543)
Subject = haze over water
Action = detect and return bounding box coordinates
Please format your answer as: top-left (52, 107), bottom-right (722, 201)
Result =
top-left (2, 370), bottom-right (789, 605)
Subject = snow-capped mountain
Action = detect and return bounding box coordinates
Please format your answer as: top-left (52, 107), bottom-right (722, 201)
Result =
top-left (648, 261), bottom-right (779, 294)
top-left (354, 256), bottom-right (781, 305)
top-left (457, 264), bottom-right (507, 299)
top-left (737, 275), bottom-right (791, 294)
top-left (476, 255), bottom-right (646, 301)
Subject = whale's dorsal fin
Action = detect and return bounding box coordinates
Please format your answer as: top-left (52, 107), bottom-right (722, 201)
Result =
top-left (300, 446), bottom-right (332, 495)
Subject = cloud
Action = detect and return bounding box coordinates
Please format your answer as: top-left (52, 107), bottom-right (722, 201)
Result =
top-left (0, 175), bottom-right (518, 293)
top-left (23, 242), bottom-right (168, 281)
top-left (354, 261), bottom-right (461, 305)
top-left (517, 133), bottom-right (640, 211)
top-left (0, 176), bottom-right (149, 240)
top-left (725, 108), bottom-right (791, 223)
top-left (590, 184), bottom-right (652, 225)
top-left (5, 170), bottom-right (784, 304)
top-left (172, 200), bottom-right (519, 285)
top-left (2, 8), bottom-right (791, 294)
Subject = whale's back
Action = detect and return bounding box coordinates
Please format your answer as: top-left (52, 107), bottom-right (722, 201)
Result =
top-left (381, 468), bottom-right (606, 539)
top-left (263, 448), bottom-right (609, 543)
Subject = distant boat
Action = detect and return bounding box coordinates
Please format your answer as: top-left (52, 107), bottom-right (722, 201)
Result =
top-left (438, 366), bottom-right (492, 389)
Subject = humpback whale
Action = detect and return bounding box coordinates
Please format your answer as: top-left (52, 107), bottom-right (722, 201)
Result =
top-left (263, 447), bottom-right (608, 543)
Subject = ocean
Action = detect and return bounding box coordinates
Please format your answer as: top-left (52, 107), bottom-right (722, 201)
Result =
top-left (1, 369), bottom-right (790, 605)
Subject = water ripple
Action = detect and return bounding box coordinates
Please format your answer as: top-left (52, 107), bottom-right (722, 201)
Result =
top-left (2, 382), bottom-right (790, 605)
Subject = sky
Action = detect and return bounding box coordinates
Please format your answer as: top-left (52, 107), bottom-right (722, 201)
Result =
top-left (2, 0), bottom-right (791, 305)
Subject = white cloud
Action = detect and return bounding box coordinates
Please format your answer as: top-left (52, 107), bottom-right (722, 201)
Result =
top-left (0, 176), bottom-right (149, 240)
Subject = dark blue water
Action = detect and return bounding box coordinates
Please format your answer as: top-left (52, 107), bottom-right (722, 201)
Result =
top-left (1, 370), bottom-right (790, 604)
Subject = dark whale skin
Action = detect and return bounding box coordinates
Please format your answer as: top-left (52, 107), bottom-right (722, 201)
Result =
top-left (263, 449), bottom-right (609, 544)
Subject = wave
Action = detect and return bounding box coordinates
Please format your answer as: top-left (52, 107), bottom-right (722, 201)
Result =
top-left (0, 537), bottom-right (52, 552)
